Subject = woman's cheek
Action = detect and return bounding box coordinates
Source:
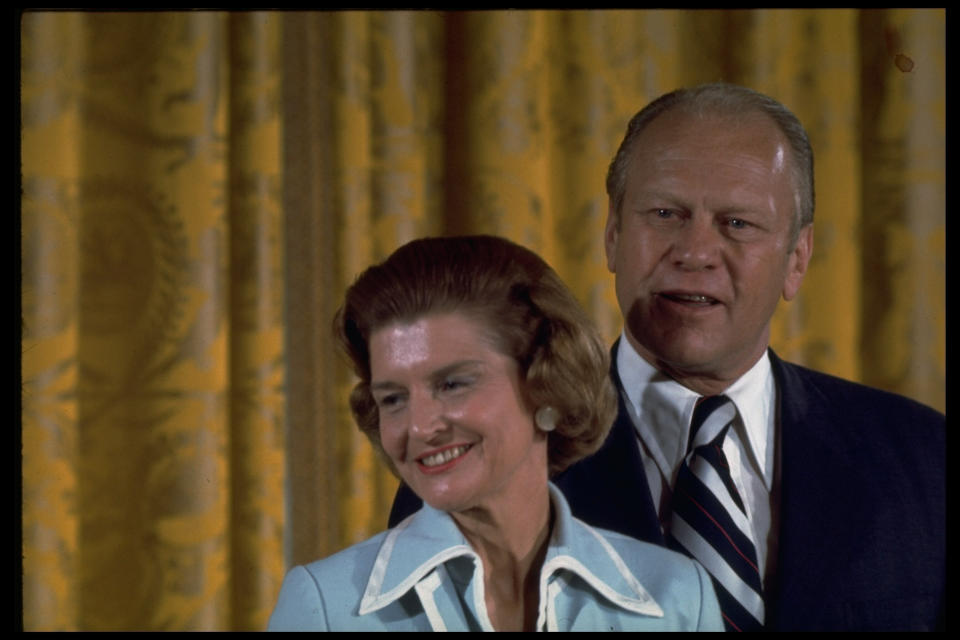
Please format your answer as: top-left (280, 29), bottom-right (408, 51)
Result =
top-left (379, 416), bottom-right (405, 460)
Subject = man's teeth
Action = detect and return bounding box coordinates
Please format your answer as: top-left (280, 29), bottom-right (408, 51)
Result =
top-left (421, 445), bottom-right (470, 468)
top-left (669, 293), bottom-right (713, 303)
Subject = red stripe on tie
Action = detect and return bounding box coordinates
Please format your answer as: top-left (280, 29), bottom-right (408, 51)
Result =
top-left (680, 488), bottom-right (760, 574)
top-left (712, 444), bottom-right (731, 470)
top-left (722, 612), bottom-right (742, 632)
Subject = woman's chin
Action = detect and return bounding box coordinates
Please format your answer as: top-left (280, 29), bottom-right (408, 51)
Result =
top-left (401, 459), bottom-right (481, 513)
top-left (414, 485), bottom-right (475, 514)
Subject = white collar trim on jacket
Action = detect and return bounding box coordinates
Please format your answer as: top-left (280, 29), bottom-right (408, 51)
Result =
top-left (358, 484), bottom-right (664, 620)
top-left (358, 516), bottom-right (475, 615)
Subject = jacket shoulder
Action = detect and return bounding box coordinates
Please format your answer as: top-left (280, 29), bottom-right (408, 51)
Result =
top-left (772, 351), bottom-right (946, 486)
top-left (768, 352), bottom-right (945, 630)
top-left (773, 353), bottom-right (944, 485)
top-left (268, 532), bottom-right (389, 631)
top-left (771, 351), bottom-right (944, 435)
top-left (584, 525), bottom-right (724, 631)
top-left (300, 532), bottom-right (387, 581)
top-left (597, 525), bottom-right (705, 586)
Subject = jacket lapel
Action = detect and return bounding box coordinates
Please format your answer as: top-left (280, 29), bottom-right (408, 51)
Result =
top-left (553, 340), bottom-right (663, 545)
top-left (765, 350), bottom-right (871, 629)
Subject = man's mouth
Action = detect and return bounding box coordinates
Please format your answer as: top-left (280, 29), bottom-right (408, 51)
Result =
top-left (418, 444), bottom-right (472, 468)
top-left (659, 292), bottom-right (720, 305)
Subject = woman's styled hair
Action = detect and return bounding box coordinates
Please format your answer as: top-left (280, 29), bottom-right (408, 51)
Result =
top-left (335, 235), bottom-right (617, 476)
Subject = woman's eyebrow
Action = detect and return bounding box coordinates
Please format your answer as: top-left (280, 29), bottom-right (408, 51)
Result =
top-left (370, 360), bottom-right (484, 391)
top-left (427, 360), bottom-right (484, 383)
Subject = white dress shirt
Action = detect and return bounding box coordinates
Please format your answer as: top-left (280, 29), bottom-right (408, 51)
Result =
top-left (615, 332), bottom-right (779, 585)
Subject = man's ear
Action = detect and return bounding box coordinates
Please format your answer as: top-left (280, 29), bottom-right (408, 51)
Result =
top-left (604, 200), bottom-right (619, 274)
top-left (783, 224), bottom-right (813, 301)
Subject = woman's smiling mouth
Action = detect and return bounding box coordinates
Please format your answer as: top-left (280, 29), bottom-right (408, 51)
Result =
top-left (417, 444), bottom-right (473, 469)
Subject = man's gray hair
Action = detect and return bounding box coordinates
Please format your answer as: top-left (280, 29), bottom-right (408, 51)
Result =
top-left (605, 83), bottom-right (814, 244)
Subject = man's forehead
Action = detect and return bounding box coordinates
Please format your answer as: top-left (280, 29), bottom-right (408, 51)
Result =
top-left (644, 107), bottom-right (782, 142)
top-left (632, 113), bottom-right (787, 166)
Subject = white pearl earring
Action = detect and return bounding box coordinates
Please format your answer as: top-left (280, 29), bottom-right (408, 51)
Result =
top-left (535, 406), bottom-right (559, 432)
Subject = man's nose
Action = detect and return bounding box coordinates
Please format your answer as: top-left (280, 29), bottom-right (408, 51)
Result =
top-left (671, 215), bottom-right (721, 270)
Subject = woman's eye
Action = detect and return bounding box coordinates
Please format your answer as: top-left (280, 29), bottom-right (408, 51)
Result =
top-left (439, 378), bottom-right (470, 393)
top-left (375, 393), bottom-right (405, 410)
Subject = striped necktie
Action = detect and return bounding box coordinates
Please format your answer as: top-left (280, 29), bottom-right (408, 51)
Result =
top-left (667, 395), bottom-right (764, 631)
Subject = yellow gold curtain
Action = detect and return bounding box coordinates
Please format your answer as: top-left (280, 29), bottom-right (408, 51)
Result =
top-left (20, 9), bottom-right (944, 631)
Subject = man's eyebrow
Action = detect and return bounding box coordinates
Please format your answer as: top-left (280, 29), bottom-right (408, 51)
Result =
top-left (628, 189), bottom-right (687, 205)
top-left (630, 189), bottom-right (771, 213)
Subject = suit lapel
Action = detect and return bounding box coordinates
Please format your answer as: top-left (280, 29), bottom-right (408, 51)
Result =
top-left (766, 350), bottom-right (870, 629)
top-left (553, 340), bottom-right (663, 545)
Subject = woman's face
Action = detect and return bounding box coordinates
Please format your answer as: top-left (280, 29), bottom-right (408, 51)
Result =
top-left (369, 311), bottom-right (548, 514)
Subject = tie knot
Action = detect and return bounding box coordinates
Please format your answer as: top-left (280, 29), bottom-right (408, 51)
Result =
top-left (689, 395), bottom-right (736, 451)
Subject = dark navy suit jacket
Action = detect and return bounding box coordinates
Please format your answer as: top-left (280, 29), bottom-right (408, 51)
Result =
top-left (388, 346), bottom-right (945, 631)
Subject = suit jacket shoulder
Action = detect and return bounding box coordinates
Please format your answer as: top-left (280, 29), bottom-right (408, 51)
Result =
top-left (769, 350), bottom-right (945, 631)
top-left (772, 350), bottom-right (944, 439)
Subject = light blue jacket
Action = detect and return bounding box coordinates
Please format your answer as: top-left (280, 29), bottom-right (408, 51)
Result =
top-left (268, 484), bottom-right (722, 631)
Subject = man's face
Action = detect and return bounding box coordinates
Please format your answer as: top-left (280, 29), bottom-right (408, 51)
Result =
top-left (604, 109), bottom-right (812, 388)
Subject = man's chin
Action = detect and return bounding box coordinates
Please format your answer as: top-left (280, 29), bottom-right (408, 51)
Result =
top-left (627, 328), bottom-right (719, 371)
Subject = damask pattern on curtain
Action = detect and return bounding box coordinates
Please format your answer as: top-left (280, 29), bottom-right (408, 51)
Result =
top-left (20, 9), bottom-right (944, 631)
top-left (22, 12), bottom-right (285, 631)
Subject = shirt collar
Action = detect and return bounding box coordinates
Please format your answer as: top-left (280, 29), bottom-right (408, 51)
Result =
top-left (616, 331), bottom-right (776, 490)
top-left (721, 346), bottom-right (776, 489)
top-left (359, 483), bottom-right (663, 618)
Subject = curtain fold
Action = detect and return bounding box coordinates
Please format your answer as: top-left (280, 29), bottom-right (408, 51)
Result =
top-left (226, 13), bottom-right (286, 632)
top-left (22, 14), bottom-right (84, 630)
top-left (859, 9), bottom-right (946, 406)
top-left (73, 12), bottom-right (231, 631)
top-left (751, 9), bottom-right (863, 379)
top-left (20, 9), bottom-right (944, 631)
top-left (22, 11), bottom-right (285, 630)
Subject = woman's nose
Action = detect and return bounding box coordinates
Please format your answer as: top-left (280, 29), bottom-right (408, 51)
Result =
top-left (408, 394), bottom-right (447, 440)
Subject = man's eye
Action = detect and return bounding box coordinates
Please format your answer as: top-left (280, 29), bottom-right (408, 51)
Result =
top-left (726, 216), bottom-right (760, 231)
top-left (646, 209), bottom-right (683, 225)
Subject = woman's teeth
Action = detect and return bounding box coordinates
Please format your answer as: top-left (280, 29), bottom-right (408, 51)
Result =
top-left (420, 445), bottom-right (470, 467)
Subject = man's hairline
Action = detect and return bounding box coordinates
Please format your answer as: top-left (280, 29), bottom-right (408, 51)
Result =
top-left (609, 106), bottom-right (808, 247)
